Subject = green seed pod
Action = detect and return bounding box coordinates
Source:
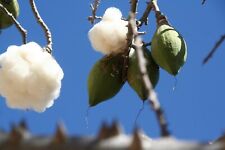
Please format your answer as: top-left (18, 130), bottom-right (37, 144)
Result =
top-left (127, 48), bottom-right (159, 100)
top-left (0, 0), bottom-right (19, 29)
top-left (88, 54), bottom-right (125, 106)
top-left (151, 13), bottom-right (187, 76)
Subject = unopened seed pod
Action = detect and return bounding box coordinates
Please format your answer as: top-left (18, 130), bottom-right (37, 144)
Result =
top-left (0, 0), bottom-right (19, 29)
top-left (127, 48), bottom-right (159, 100)
top-left (88, 54), bottom-right (125, 106)
top-left (151, 12), bottom-right (187, 76)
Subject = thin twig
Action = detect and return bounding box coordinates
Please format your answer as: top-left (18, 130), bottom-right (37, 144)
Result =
top-left (29, 0), bottom-right (52, 54)
top-left (130, 0), bottom-right (138, 14)
top-left (203, 34), bottom-right (225, 64)
top-left (152, 0), bottom-right (160, 12)
top-left (0, 3), bottom-right (27, 44)
top-left (129, 13), bottom-right (170, 137)
top-left (202, 0), bottom-right (206, 5)
top-left (121, 22), bottom-right (133, 82)
top-left (138, 0), bottom-right (160, 27)
top-left (88, 0), bottom-right (101, 24)
top-left (138, 0), bottom-right (160, 28)
top-left (121, 18), bottom-right (133, 82)
top-left (138, 2), bottom-right (153, 27)
top-left (121, 0), bottom-right (139, 82)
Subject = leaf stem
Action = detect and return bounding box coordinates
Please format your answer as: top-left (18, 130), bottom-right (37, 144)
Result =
top-left (29, 0), bottom-right (52, 54)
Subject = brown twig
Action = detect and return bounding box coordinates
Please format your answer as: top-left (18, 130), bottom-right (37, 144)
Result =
top-left (138, 0), bottom-right (160, 27)
top-left (88, 0), bottom-right (101, 24)
top-left (0, 3), bottom-right (27, 44)
top-left (130, 0), bottom-right (138, 14)
top-left (138, 2), bottom-right (153, 27)
top-left (121, 25), bottom-right (132, 82)
top-left (129, 12), bottom-right (170, 137)
top-left (121, 0), bottom-right (139, 82)
top-left (203, 34), bottom-right (225, 64)
top-left (29, 0), bottom-right (52, 54)
top-left (152, 0), bottom-right (160, 12)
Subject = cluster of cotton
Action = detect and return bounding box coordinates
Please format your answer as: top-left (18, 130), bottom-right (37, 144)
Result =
top-left (88, 7), bottom-right (128, 55)
top-left (0, 42), bottom-right (64, 112)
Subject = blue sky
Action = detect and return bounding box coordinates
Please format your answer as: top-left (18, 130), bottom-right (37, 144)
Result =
top-left (0, 0), bottom-right (225, 142)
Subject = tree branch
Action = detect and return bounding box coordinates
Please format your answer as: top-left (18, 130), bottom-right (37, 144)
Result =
top-left (88, 0), bottom-right (101, 24)
top-left (0, 3), bottom-right (27, 44)
top-left (203, 34), bottom-right (225, 64)
top-left (128, 13), bottom-right (170, 137)
top-left (121, 0), bottom-right (139, 82)
top-left (138, 1), bottom-right (153, 27)
top-left (29, 0), bottom-right (52, 54)
top-left (130, 0), bottom-right (138, 14)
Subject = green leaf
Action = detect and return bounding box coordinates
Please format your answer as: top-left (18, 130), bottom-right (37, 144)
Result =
top-left (127, 47), bottom-right (159, 100)
top-left (0, 0), bottom-right (19, 29)
top-left (151, 24), bottom-right (187, 76)
top-left (88, 54), bottom-right (125, 106)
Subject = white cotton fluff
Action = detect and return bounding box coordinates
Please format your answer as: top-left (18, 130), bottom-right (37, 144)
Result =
top-left (0, 42), bottom-right (64, 112)
top-left (88, 7), bottom-right (128, 55)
